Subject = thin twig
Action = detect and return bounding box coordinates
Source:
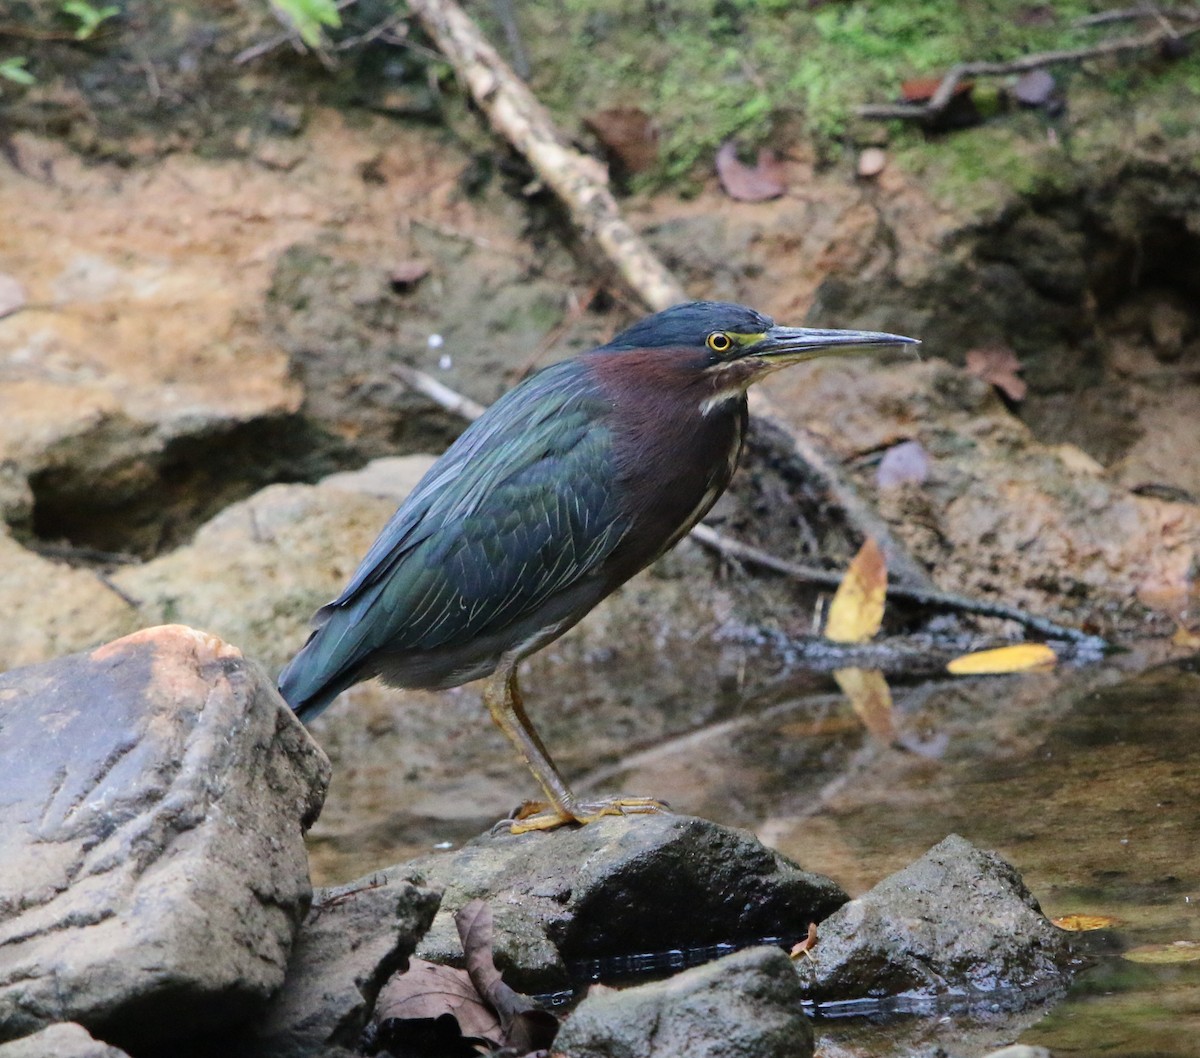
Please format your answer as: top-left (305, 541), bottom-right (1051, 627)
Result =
top-left (391, 362), bottom-right (487, 420)
top-left (1074, 5), bottom-right (1199, 27)
top-left (857, 19), bottom-right (1200, 120)
top-left (233, 0), bottom-right (360, 66)
top-left (690, 524), bottom-right (1105, 646)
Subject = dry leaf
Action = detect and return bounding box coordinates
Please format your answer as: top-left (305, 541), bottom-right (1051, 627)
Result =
top-left (1052, 914), bottom-right (1120, 931)
top-left (1172, 623), bottom-right (1200, 650)
top-left (790, 922), bottom-right (819, 960)
top-left (1122, 941), bottom-right (1200, 965)
top-left (965, 345), bottom-right (1027, 401)
top-left (584, 107), bottom-right (659, 174)
top-left (857, 147), bottom-right (887, 179)
top-left (455, 900), bottom-right (558, 1053)
top-left (901, 76), bottom-right (974, 103)
top-left (372, 958), bottom-right (501, 1047)
top-left (389, 260), bottom-right (430, 289)
top-left (834, 668), bottom-right (896, 743)
top-left (825, 537), bottom-right (887, 643)
top-left (947, 643), bottom-right (1057, 675)
top-left (876, 440), bottom-right (930, 489)
top-left (715, 141), bottom-right (786, 202)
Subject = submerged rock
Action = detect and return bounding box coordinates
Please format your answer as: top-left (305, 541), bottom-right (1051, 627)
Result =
top-left (803, 834), bottom-right (1071, 1008)
top-left (0, 625), bottom-right (330, 1052)
top-left (395, 813), bottom-right (847, 993)
top-left (554, 946), bottom-right (814, 1058)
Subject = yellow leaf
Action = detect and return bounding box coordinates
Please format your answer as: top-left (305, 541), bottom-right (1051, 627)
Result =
top-left (946, 643), bottom-right (1057, 675)
top-left (1122, 942), bottom-right (1200, 965)
top-left (825, 537), bottom-right (887, 643)
top-left (1172, 623), bottom-right (1200, 650)
top-left (1052, 914), bottom-right (1120, 932)
top-left (834, 667), bottom-right (895, 742)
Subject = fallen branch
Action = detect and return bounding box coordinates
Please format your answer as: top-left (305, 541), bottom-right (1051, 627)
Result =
top-left (690, 524), bottom-right (1106, 646)
top-left (857, 18), bottom-right (1200, 121)
top-left (391, 362), bottom-right (486, 421)
top-left (406, 0), bottom-right (686, 312)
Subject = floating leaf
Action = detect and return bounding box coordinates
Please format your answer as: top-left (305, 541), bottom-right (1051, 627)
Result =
top-left (947, 643), bottom-right (1057, 675)
top-left (1052, 914), bottom-right (1121, 931)
top-left (966, 345), bottom-right (1027, 401)
top-left (834, 667), bottom-right (895, 742)
top-left (1123, 942), bottom-right (1200, 965)
top-left (825, 537), bottom-right (887, 643)
top-left (715, 141), bottom-right (786, 202)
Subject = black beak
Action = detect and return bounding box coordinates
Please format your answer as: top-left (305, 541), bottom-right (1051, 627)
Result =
top-left (743, 325), bottom-right (920, 364)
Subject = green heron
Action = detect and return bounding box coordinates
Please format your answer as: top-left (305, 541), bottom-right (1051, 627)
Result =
top-left (279, 301), bottom-right (916, 832)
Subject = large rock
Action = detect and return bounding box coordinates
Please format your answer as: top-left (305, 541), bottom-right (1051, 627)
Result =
top-left (251, 872), bottom-right (442, 1058)
top-left (554, 946), bottom-right (814, 1058)
top-left (398, 814), bottom-right (847, 993)
top-left (0, 625), bottom-right (330, 1052)
top-left (803, 834), bottom-right (1071, 1008)
top-left (0, 1023), bottom-right (130, 1058)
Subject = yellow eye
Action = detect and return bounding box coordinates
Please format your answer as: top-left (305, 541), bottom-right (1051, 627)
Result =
top-left (707, 332), bottom-right (732, 353)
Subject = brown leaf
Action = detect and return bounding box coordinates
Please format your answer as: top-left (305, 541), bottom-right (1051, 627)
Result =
top-left (789, 922), bottom-right (819, 960)
top-left (715, 141), bottom-right (786, 202)
top-left (834, 668), bottom-right (896, 742)
top-left (946, 643), bottom-right (1057, 675)
top-left (389, 260), bottom-right (430, 290)
top-left (825, 537), bottom-right (887, 643)
top-left (584, 107), bottom-right (659, 174)
top-left (901, 76), bottom-right (973, 103)
top-left (1123, 941), bottom-right (1200, 964)
top-left (455, 900), bottom-right (558, 1053)
top-left (965, 345), bottom-right (1027, 401)
top-left (1052, 913), bottom-right (1120, 931)
top-left (0, 274), bottom-right (26, 319)
top-left (373, 958), bottom-right (501, 1046)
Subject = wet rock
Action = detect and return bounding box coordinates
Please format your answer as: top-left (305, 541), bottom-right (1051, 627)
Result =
top-left (0, 625), bottom-right (330, 1051)
top-left (252, 873), bottom-right (442, 1058)
top-left (554, 946), bottom-right (813, 1058)
top-left (0, 1023), bottom-right (130, 1058)
top-left (803, 834), bottom-right (1071, 1008)
top-left (399, 814), bottom-right (847, 993)
top-left (982, 1046), bottom-right (1053, 1058)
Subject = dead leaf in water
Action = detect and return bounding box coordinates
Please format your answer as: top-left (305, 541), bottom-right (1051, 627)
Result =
top-left (715, 141), bottom-right (786, 202)
top-left (1052, 913), bottom-right (1121, 931)
top-left (834, 668), bottom-right (896, 743)
top-left (824, 537), bottom-right (887, 643)
top-left (372, 958), bottom-right (501, 1049)
top-left (790, 922), bottom-right (819, 960)
top-left (947, 643), bottom-right (1057, 675)
top-left (1122, 941), bottom-right (1200, 964)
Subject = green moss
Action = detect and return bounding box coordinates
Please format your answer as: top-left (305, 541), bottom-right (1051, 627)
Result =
top-left (497, 0), bottom-right (1157, 183)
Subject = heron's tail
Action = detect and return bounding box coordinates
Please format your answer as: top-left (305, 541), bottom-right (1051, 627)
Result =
top-left (277, 633), bottom-right (360, 724)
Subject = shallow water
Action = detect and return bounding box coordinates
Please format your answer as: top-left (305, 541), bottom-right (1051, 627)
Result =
top-left (585, 650), bottom-right (1200, 1057)
top-left (312, 648), bottom-right (1200, 1057)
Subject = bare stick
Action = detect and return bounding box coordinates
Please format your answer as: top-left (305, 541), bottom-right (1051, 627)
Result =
top-left (391, 362), bottom-right (486, 421)
top-left (407, 0), bottom-right (687, 312)
top-left (857, 20), bottom-right (1200, 120)
top-left (690, 524), bottom-right (1105, 646)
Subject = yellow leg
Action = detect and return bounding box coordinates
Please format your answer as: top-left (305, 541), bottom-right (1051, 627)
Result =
top-left (481, 654), bottom-right (670, 834)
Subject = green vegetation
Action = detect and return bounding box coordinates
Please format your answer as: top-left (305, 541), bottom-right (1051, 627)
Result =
top-left (60, 0), bottom-right (120, 40)
top-left (270, 0), bottom-right (342, 49)
top-left (497, 0), bottom-right (1200, 184)
top-left (0, 56), bottom-right (35, 86)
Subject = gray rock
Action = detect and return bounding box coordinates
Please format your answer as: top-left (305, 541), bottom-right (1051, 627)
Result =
top-left (252, 872), bottom-right (442, 1057)
top-left (982, 1046), bottom-right (1054, 1058)
top-left (0, 626), bottom-right (331, 1051)
top-left (400, 813), bottom-right (847, 992)
top-left (804, 834), bottom-right (1071, 1008)
top-left (0, 1023), bottom-right (130, 1058)
top-left (555, 945), bottom-right (813, 1058)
